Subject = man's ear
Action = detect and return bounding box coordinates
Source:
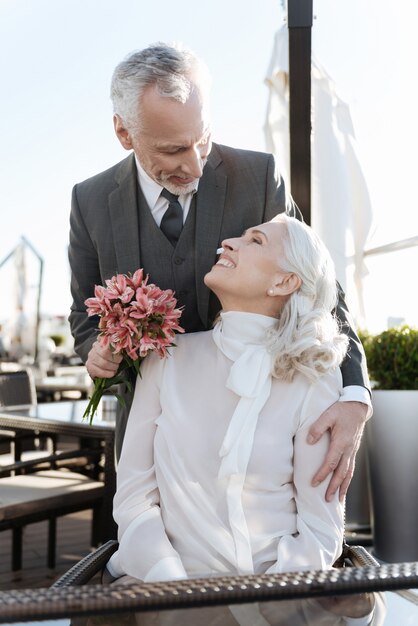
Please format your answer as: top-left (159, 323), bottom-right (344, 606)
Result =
top-left (269, 272), bottom-right (302, 297)
top-left (113, 114), bottom-right (133, 151)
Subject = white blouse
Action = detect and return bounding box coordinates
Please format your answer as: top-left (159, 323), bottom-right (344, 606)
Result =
top-left (108, 311), bottom-right (345, 582)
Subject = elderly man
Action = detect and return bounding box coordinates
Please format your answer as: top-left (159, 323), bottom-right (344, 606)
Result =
top-left (68, 43), bottom-right (370, 500)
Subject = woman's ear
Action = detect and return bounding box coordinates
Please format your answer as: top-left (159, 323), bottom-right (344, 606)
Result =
top-left (268, 272), bottom-right (302, 297)
top-left (113, 114), bottom-right (134, 150)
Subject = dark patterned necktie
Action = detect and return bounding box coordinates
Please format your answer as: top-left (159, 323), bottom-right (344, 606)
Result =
top-left (160, 188), bottom-right (183, 246)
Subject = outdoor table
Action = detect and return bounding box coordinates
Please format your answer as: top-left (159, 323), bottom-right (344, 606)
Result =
top-left (0, 399), bottom-right (117, 542)
top-left (35, 375), bottom-right (93, 401)
top-left (0, 564), bottom-right (418, 624)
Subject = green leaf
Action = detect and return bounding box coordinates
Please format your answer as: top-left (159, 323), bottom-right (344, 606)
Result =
top-left (82, 358), bottom-right (143, 423)
top-left (114, 393), bottom-right (126, 407)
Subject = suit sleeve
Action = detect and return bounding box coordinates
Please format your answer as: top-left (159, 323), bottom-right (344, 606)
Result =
top-left (335, 283), bottom-right (370, 391)
top-left (68, 184), bottom-right (101, 363)
top-left (263, 153), bottom-right (289, 221)
top-left (109, 354), bottom-right (187, 582)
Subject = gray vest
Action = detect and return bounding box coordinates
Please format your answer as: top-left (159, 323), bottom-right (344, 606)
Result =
top-left (137, 188), bottom-right (206, 333)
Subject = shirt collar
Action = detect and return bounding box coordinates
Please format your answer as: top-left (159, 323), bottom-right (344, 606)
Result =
top-left (134, 154), bottom-right (199, 210)
top-left (135, 155), bottom-right (164, 210)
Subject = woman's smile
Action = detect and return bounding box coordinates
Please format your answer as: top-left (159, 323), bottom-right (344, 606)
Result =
top-left (216, 256), bottom-right (236, 268)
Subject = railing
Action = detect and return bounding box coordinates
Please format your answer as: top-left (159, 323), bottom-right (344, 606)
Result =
top-left (364, 235), bottom-right (418, 257)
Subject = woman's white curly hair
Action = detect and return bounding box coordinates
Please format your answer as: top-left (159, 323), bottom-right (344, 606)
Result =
top-left (267, 214), bottom-right (348, 382)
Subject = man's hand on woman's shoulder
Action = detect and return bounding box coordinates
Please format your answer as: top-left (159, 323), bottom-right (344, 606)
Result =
top-left (308, 401), bottom-right (369, 502)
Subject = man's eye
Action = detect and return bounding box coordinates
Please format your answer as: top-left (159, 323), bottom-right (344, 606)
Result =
top-left (162, 147), bottom-right (183, 154)
top-left (251, 237), bottom-right (262, 244)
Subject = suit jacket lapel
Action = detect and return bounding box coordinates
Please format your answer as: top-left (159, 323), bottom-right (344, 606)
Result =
top-left (195, 145), bottom-right (226, 325)
top-left (109, 154), bottom-right (141, 275)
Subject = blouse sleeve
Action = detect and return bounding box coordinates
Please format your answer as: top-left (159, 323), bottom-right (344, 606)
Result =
top-left (108, 353), bottom-right (188, 582)
top-left (266, 370), bottom-right (345, 573)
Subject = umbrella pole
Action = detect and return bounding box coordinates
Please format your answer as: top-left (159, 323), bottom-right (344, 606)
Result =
top-left (288, 0), bottom-right (313, 225)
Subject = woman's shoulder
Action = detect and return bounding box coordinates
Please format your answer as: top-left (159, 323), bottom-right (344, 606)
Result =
top-left (318, 366), bottom-right (343, 392)
top-left (269, 368), bottom-right (342, 424)
top-left (297, 368), bottom-right (344, 429)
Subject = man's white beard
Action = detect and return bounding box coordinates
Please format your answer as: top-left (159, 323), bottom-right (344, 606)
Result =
top-left (160, 176), bottom-right (199, 196)
top-left (136, 151), bottom-right (206, 196)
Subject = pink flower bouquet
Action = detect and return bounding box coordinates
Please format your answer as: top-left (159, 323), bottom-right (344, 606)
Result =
top-left (83, 269), bottom-right (184, 423)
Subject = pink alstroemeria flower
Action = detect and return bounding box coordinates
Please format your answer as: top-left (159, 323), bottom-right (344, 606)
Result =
top-left (103, 274), bottom-right (135, 303)
top-left (127, 268), bottom-right (146, 290)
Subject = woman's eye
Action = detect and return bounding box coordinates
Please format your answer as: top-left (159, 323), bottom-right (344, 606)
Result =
top-left (251, 237), bottom-right (262, 244)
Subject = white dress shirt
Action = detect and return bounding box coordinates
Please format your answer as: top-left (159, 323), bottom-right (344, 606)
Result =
top-left (108, 312), bottom-right (345, 582)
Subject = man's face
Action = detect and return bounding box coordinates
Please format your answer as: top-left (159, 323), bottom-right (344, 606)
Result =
top-left (115, 84), bottom-right (212, 195)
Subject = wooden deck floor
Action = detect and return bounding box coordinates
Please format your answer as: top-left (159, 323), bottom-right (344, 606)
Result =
top-left (0, 510), bottom-right (95, 590)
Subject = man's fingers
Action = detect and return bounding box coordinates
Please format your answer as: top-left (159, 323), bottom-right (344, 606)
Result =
top-left (324, 454), bottom-right (352, 502)
top-left (321, 452), bottom-right (355, 502)
top-left (337, 470), bottom-right (353, 503)
top-left (312, 446), bottom-right (344, 487)
top-left (309, 401), bottom-right (368, 501)
top-left (87, 360), bottom-right (117, 378)
top-left (336, 452), bottom-right (357, 502)
top-left (86, 342), bottom-right (123, 378)
top-left (307, 405), bottom-right (336, 444)
top-left (312, 435), bottom-right (359, 500)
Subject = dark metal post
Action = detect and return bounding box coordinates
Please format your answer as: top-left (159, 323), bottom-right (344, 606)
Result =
top-left (288, 0), bottom-right (313, 224)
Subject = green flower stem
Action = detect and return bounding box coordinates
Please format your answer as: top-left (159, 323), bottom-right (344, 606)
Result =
top-left (82, 355), bottom-right (143, 424)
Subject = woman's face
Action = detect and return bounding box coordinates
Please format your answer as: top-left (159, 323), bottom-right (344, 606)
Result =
top-left (204, 220), bottom-right (298, 315)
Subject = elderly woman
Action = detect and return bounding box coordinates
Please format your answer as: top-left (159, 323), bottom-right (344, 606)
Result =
top-left (106, 214), bottom-right (348, 583)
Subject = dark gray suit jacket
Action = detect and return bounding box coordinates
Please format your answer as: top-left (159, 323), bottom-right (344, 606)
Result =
top-left (69, 142), bottom-right (369, 390)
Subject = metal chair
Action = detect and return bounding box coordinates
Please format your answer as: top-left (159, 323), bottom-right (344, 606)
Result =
top-left (1, 556), bottom-right (417, 625)
top-left (0, 448), bottom-right (105, 571)
top-left (0, 369), bottom-right (36, 407)
top-left (0, 369), bottom-right (56, 466)
top-left (51, 540), bottom-right (379, 588)
top-left (0, 369), bottom-right (57, 467)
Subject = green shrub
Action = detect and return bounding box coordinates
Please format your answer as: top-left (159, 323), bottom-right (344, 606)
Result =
top-left (360, 325), bottom-right (418, 390)
top-left (49, 334), bottom-right (65, 347)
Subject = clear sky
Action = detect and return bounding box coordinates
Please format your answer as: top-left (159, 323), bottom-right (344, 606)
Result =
top-left (1, 0), bottom-right (417, 334)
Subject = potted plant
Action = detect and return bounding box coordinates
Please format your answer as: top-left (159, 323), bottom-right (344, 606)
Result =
top-left (362, 326), bottom-right (418, 390)
top-left (361, 325), bottom-right (418, 562)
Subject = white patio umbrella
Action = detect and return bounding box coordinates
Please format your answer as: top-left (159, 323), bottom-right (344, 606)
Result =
top-left (11, 241), bottom-right (30, 359)
top-left (264, 25), bottom-right (373, 326)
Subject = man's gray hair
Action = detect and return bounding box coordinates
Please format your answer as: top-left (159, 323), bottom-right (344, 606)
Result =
top-left (110, 42), bottom-right (211, 133)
